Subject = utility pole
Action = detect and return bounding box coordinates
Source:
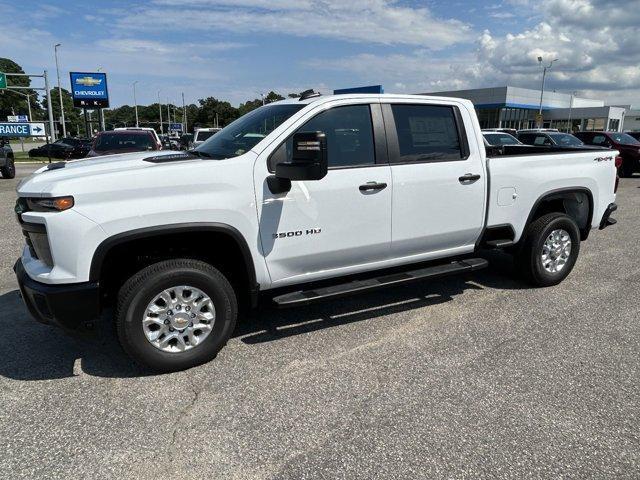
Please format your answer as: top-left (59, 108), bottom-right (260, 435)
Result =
top-left (133, 81), bottom-right (139, 127)
top-left (7, 89), bottom-right (33, 122)
top-left (54, 43), bottom-right (67, 137)
top-left (537, 56), bottom-right (558, 122)
top-left (158, 90), bottom-right (163, 134)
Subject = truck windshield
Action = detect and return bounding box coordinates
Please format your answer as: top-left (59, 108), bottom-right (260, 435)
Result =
top-left (548, 133), bottom-right (583, 146)
top-left (193, 104), bottom-right (305, 159)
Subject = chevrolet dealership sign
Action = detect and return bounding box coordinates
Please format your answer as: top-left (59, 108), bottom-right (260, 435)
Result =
top-left (69, 72), bottom-right (109, 108)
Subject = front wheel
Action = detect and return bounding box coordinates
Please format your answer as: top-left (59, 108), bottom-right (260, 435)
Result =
top-left (116, 259), bottom-right (238, 372)
top-left (515, 213), bottom-right (581, 287)
top-left (1, 157), bottom-right (15, 179)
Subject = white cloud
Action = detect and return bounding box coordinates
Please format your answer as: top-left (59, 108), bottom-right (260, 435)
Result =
top-left (117, 0), bottom-right (473, 48)
top-left (308, 0), bottom-right (640, 105)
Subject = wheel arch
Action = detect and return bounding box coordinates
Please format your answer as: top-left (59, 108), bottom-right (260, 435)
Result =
top-left (90, 222), bottom-right (259, 306)
top-left (523, 187), bottom-right (594, 242)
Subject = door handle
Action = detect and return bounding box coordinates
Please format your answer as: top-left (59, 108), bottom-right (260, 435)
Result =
top-left (459, 173), bottom-right (481, 183)
top-left (359, 182), bottom-right (388, 192)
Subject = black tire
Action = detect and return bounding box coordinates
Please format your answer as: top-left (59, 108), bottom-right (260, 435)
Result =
top-left (1, 157), bottom-right (15, 179)
top-left (515, 213), bottom-right (580, 287)
top-left (116, 259), bottom-right (237, 372)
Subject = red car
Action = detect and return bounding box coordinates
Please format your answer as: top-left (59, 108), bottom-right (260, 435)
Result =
top-left (574, 131), bottom-right (640, 177)
top-left (87, 130), bottom-right (160, 157)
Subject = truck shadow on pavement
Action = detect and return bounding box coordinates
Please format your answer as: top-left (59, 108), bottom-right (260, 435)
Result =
top-left (0, 251), bottom-right (523, 381)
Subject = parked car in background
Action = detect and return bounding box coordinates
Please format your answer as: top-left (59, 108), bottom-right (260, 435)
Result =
top-left (0, 138), bottom-right (15, 179)
top-left (28, 137), bottom-right (90, 159)
top-left (115, 127), bottom-right (162, 150)
top-left (160, 135), bottom-right (181, 150)
top-left (192, 127), bottom-right (221, 148)
top-left (482, 131), bottom-right (523, 146)
top-left (482, 128), bottom-right (518, 137)
top-left (87, 130), bottom-right (160, 157)
top-left (61, 137), bottom-right (92, 158)
top-left (626, 132), bottom-right (640, 142)
top-left (179, 133), bottom-right (193, 150)
top-left (574, 131), bottom-right (640, 177)
top-left (517, 131), bottom-right (602, 150)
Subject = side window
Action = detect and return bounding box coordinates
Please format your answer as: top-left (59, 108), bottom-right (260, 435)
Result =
top-left (592, 135), bottom-right (607, 145)
top-left (390, 104), bottom-right (462, 162)
top-left (269, 105), bottom-right (375, 171)
top-left (533, 134), bottom-right (551, 146)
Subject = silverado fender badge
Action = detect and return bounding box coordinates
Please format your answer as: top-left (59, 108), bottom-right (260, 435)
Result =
top-left (594, 156), bottom-right (613, 162)
top-left (272, 228), bottom-right (322, 239)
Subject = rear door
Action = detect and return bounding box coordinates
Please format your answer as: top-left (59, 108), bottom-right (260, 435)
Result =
top-left (383, 101), bottom-right (486, 260)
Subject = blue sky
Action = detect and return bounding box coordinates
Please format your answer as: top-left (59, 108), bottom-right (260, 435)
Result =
top-left (3, 0), bottom-right (639, 107)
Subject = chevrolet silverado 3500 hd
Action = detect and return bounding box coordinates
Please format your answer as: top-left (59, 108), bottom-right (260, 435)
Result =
top-left (14, 93), bottom-right (619, 372)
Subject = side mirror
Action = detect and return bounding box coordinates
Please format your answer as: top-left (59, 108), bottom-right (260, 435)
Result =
top-left (275, 131), bottom-right (328, 181)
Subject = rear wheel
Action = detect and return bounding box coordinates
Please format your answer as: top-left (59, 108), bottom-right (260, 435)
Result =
top-left (116, 259), bottom-right (237, 372)
top-left (1, 157), bottom-right (15, 179)
top-left (515, 213), bottom-right (580, 287)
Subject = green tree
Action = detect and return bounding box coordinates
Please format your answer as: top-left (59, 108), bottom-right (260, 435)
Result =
top-left (237, 91), bottom-right (286, 116)
top-left (194, 97), bottom-right (238, 129)
top-left (42, 88), bottom-right (84, 136)
top-left (0, 57), bottom-right (44, 121)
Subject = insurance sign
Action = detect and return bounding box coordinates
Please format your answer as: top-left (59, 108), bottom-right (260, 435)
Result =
top-left (70, 72), bottom-right (109, 108)
top-left (0, 123), bottom-right (46, 137)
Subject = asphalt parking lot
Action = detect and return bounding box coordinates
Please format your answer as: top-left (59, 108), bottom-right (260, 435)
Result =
top-left (0, 164), bottom-right (638, 479)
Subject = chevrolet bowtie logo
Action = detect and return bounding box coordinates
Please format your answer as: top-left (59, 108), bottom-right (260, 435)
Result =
top-left (76, 76), bottom-right (102, 86)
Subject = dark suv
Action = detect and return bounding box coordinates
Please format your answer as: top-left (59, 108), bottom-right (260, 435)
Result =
top-left (574, 131), bottom-right (640, 177)
top-left (1, 138), bottom-right (15, 179)
top-left (517, 131), bottom-right (593, 149)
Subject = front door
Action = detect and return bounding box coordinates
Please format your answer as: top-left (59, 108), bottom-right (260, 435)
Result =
top-left (255, 103), bottom-right (392, 287)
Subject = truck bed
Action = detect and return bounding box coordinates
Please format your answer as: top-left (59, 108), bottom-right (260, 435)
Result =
top-left (486, 148), bottom-right (618, 243)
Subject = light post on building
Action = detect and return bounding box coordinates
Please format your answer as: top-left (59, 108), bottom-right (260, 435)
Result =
top-left (54, 43), bottom-right (67, 138)
top-left (537, 56), bottom-right (558, 126)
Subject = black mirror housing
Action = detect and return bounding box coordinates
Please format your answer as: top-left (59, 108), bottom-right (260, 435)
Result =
top-left (275, 131), bottom-right (328, 181)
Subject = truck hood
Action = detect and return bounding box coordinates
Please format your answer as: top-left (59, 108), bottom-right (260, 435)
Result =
top-left (17, 150), bottom-right (199, 196)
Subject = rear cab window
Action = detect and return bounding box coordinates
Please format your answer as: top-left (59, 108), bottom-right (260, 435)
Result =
top-left (384, 104), bottom-right (468, 163)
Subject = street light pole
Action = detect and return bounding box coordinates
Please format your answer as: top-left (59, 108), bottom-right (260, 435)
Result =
top-left (182, 92), bottom-right (187, 133)
top-left (43, 70), bottom-right (56, 142)
top-left (7, 89), bottom-right (33, 122)
top-left (158, 90), bottom-right (163, 134)
top-left (54, 43), bottom-right (67, 138)
top-left (537, 56), bottom-right (558, 118)
top-left (133, 81), bottom-right (139, 127)
top-left (567, 90), bottom-right (577, 133)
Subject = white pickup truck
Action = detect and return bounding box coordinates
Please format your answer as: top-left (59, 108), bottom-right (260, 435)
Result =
top-left (14, 92), bottom-right (619, 372)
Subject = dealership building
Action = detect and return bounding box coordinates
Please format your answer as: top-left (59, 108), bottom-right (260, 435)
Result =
top-left (423, 86), bottom-right (628, 132)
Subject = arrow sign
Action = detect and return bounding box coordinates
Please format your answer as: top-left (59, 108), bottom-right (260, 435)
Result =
top-left (0, 122), bottom-right (46, 137)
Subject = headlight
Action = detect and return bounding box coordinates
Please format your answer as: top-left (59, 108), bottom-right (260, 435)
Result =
top-left (26, 196), bottom-right (74, 212)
